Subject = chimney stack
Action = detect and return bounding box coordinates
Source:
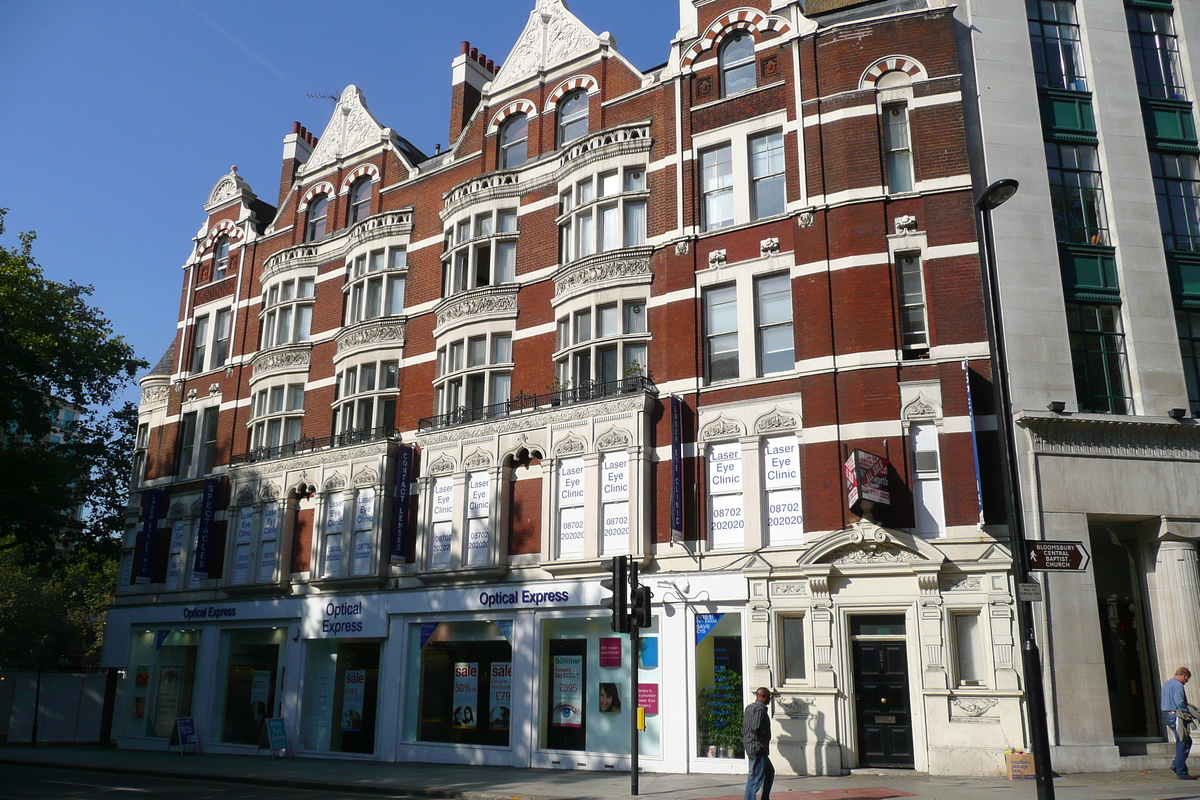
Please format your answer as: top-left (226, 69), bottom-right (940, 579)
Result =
top-left (449, 40), bottom-right (496, 146)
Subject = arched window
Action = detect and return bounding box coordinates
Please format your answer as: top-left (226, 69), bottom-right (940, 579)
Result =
top-left (348, 178), bottom-right (372, 225)
top-left (557, 90), bottom-right (589, 148)
top-left (720, 30), bottom-right (756, 96)
top-left (499, 114), bottom-right (529, 169)
top-left (213, 236), bottom-right (230, 280)
top-left (305, 195), bottom-right (329, 242)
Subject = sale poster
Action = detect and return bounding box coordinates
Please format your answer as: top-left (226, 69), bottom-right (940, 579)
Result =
top-left (341, 669), bottom-right (365, 732)
top-left (453, 662), bottom-right (479, 729)
top-left (489, 662), bottom-right (512, 730)
top-left (551, 654), bottom-right (583, 727)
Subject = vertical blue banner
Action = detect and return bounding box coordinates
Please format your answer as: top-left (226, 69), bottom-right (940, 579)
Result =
top-left (670, 395), bottom-right (684, 543)
top-left (391, 444), bottom-right (416, 564)
top-left (134, 489), bottom-right (164, 584)
top-left (191, 478), bottom-right (221, 579)
top-left (963, 359), bottom-right (984, 525)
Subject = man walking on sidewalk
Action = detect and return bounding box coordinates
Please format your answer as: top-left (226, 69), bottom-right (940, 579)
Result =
top-left (742, 686), bottom-right (774, 800)
top-left (1162, 667), bottom-right (1193, 779)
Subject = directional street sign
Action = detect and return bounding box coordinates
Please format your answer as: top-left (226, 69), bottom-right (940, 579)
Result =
top-left (1027, 540), bottom-right (1091, 572)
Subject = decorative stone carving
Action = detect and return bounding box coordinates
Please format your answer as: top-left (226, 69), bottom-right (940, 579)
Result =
top-left (675, 241), bottom-right (690, 256)
top-left (1025, 415), bottom-right (1200, 459)
top-left (437, 290), bottom-right (518, 328)
top-left (951, 697), bottom-right (999, 717)
top-left (708, 249), bottom-right (727, 268)
top-left (324, 473), bottom-right (347, 491)
top-left (235, 487), bottom-right (256, 505)
top-left (169, 502), bottom-right (188, 519)
top-left (336, 321), bottom-right (406, 354)
top-left (141, 384), bottom-right (170, 404)
top-left (760, 237), bottom-right (780, 255)
top-left (777, 696), bottom-right (811, 717)
top-left (772, 582), bottom-right (807, 596)
top-left (701, 417), bottom-right (743, 440)
top-left (348, 210), bottom-right (413, 246)
top-left (798, 211), bottom-right (814, 228)
top-left (903, 394), bottom-right (938, 420)
top-left (943, 575), bottom-right (982, 592)
top-left (428, 453), bottom-right (457, 475)
top-left (463, 450), bottom-right (492, 470)
top-left (756, 409), bottom-right (798, 434)
top-left (596, 428), bottom-right (631, 450)
top-left (353, 467), bottom-right (379, 486)
top-left (554, 255), bottom-right (651, 298)
top-left (830, 543), bottom-right (923, 564)
top-left (208, 383), bottom-right (221, 396)
top-left (205, 165), bottom-right (256, 211)
top-left (261, 244), bottom-right (321, 279)
top-left (186, 388), bottom-right (197, 401)
top-left (444, 172), bottom-right (520, 210)
top-left (556, 436), bottom-right (586, 456)
top-left (302, 86), bottom-right (388, 175)
top-left (261, 484), bottom-right (280, 501)
top-left (252, 346), bottom-right (312, 376)
top-left (189, 499), bottom-right (203, 515)
top-left (556, 124), bottom-right (652, 170)
top-left (894, 215), bottom-right (918, 234)
top-left (491, 0), bottom-right (599, 93)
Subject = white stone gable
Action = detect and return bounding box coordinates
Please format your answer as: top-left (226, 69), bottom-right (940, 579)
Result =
top-left (300, 85), bottom-right (387, 176)
top-left (490, 0), bottom-right (602, 92)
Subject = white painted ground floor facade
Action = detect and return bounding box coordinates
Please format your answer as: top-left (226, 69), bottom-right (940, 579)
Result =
top-left (103, 522), bottom-right (1035, 776)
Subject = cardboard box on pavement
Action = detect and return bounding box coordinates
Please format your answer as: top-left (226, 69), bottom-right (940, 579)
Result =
top-left (1006, 752), bottom-right (1035, 779)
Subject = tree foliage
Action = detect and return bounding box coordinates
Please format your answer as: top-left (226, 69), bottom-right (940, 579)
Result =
top-left (0, 208), bottom-right (146, 563)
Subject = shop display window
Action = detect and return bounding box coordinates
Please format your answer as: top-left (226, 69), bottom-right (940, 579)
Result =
top-left (541, 617), bottom-right (661, 758)
top-left (217, 628), bottom-right (284, 745)
top-left (300, 639), bottom-right (381, 754)
top-left (406, 621), bottom-right (514, 747)
top-left (125, 629), bottom-right (200, 738)
top-left (694, 612), bottom-right (743, 758)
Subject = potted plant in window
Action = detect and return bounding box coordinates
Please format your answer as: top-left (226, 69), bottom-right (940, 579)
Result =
top-left (547, 378), bottom-right (570, 406)
top-left (622, 360), bottom-right (644, 393)
top-left (697, 666), bottom-right (743, 758)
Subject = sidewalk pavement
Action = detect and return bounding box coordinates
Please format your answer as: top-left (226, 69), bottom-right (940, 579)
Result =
top-left (3, 745), bottom-right (1200, 800)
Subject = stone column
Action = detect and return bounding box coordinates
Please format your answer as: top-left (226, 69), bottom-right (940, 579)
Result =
top-left (1151, 536), bottom-right (1200, 680)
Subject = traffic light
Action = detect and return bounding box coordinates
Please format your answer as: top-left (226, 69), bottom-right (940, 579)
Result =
top-left (632, 584), bottom-right (653, 629)
top-left (601, 555), bottom-right (630, 633)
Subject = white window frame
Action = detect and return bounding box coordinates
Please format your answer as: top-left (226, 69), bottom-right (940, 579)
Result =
top-left (334, 359), bottom-right (399, 438)
top-left (698, 260), bottom-right (794, 385)
top-left (260, 275), bottom-right (315, 349)
top-left (345, 246), bottom-right (407, 324)
top-left (557, 165), bottom-right (648, 264)
top-left (248, 382), bottom-right (305, 454)
top-left (692, 111), bottom-right (789, 231)
top-left (434, 329), bottom-right (513, 421)
top-left (554, 297), bottom-right (650, 389)
top-left (442, 208), bottom-right (518, 296)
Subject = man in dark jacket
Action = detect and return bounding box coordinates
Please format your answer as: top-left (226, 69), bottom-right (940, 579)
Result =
top-left (742, 686), bottom-right (774, 800)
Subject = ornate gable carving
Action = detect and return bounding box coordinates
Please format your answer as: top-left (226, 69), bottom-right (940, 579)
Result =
top-left (353, 467), bottom-right (379, 487)
top-left (491, 0), bottom-right (602, 92)
top-left (756, 408), bottom-right (798, 434)
top-left (324, 473), bottom-right (347, 492)
top-left (800, 521), bottom-right (945, 568)
top-left (701, 416), bottom-right (744, 440)
top-left (428, 453), bottom-right (457, 476)
top-left (463, 449), bottom-right (492, 470)
top-left (596, 427), bottom-right (631, 450)
top-left (556, 435), bottom-right (587, 456)
top-left (205, 165), bottom-right (257, 212)
top-left (301, 86), bottom-right (388, 176)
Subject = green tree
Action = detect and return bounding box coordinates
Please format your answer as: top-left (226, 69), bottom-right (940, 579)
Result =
top-left (0, 208), bottom-right (146, 564)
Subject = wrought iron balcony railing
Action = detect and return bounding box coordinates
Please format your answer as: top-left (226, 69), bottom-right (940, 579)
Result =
top-left (418, 375), bottom-right (656, 432)
top-left (231, 425), bottom-right (398, 465)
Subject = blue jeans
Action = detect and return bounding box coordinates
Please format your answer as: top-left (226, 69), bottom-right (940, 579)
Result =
top-left (1166, 712), bottom-right (1192, 776)
top-left (744, 749), bottom-right (774, 800)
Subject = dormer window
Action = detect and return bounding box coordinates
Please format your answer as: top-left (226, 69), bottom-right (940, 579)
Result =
top-left (557, 90), bottom-right (589, 148)
top-left (213, 236), bottom-right (230, 281)
top-left (500, 114), bottom-right (529, 169)
top-left (348, 178), bottom-right (372, 225)
top-left (720, 30), bottom-right (756, 96)
top-left (306, 195), bottom-right (329, 242)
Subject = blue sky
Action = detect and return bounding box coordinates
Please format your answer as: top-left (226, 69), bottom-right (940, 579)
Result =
top-left (0, 0), bottom-right (680, 400)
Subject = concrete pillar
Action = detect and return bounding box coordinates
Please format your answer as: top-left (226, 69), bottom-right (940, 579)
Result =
top-left (1150, 536), bottom-right (1200, 681)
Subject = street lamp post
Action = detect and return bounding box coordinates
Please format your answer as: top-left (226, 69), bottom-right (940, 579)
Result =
top-left (975, 178), bottom-right (1055, 800)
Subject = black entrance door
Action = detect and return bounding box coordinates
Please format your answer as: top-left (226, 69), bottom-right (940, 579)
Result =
top-left (853, 641), bottom-right (914, 767)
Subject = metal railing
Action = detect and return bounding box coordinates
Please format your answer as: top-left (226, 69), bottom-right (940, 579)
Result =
top-left (418, 375), bottom-right (656, 432)
top-left (231, 425), bottom-right (398, 465)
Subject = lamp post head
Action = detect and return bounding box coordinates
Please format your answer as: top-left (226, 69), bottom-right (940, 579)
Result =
top-left (976, 178), bottom-right (1020, 211)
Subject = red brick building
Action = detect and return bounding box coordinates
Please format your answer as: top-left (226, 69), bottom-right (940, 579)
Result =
top-left (108, 0), bottom-right (1020, 777)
